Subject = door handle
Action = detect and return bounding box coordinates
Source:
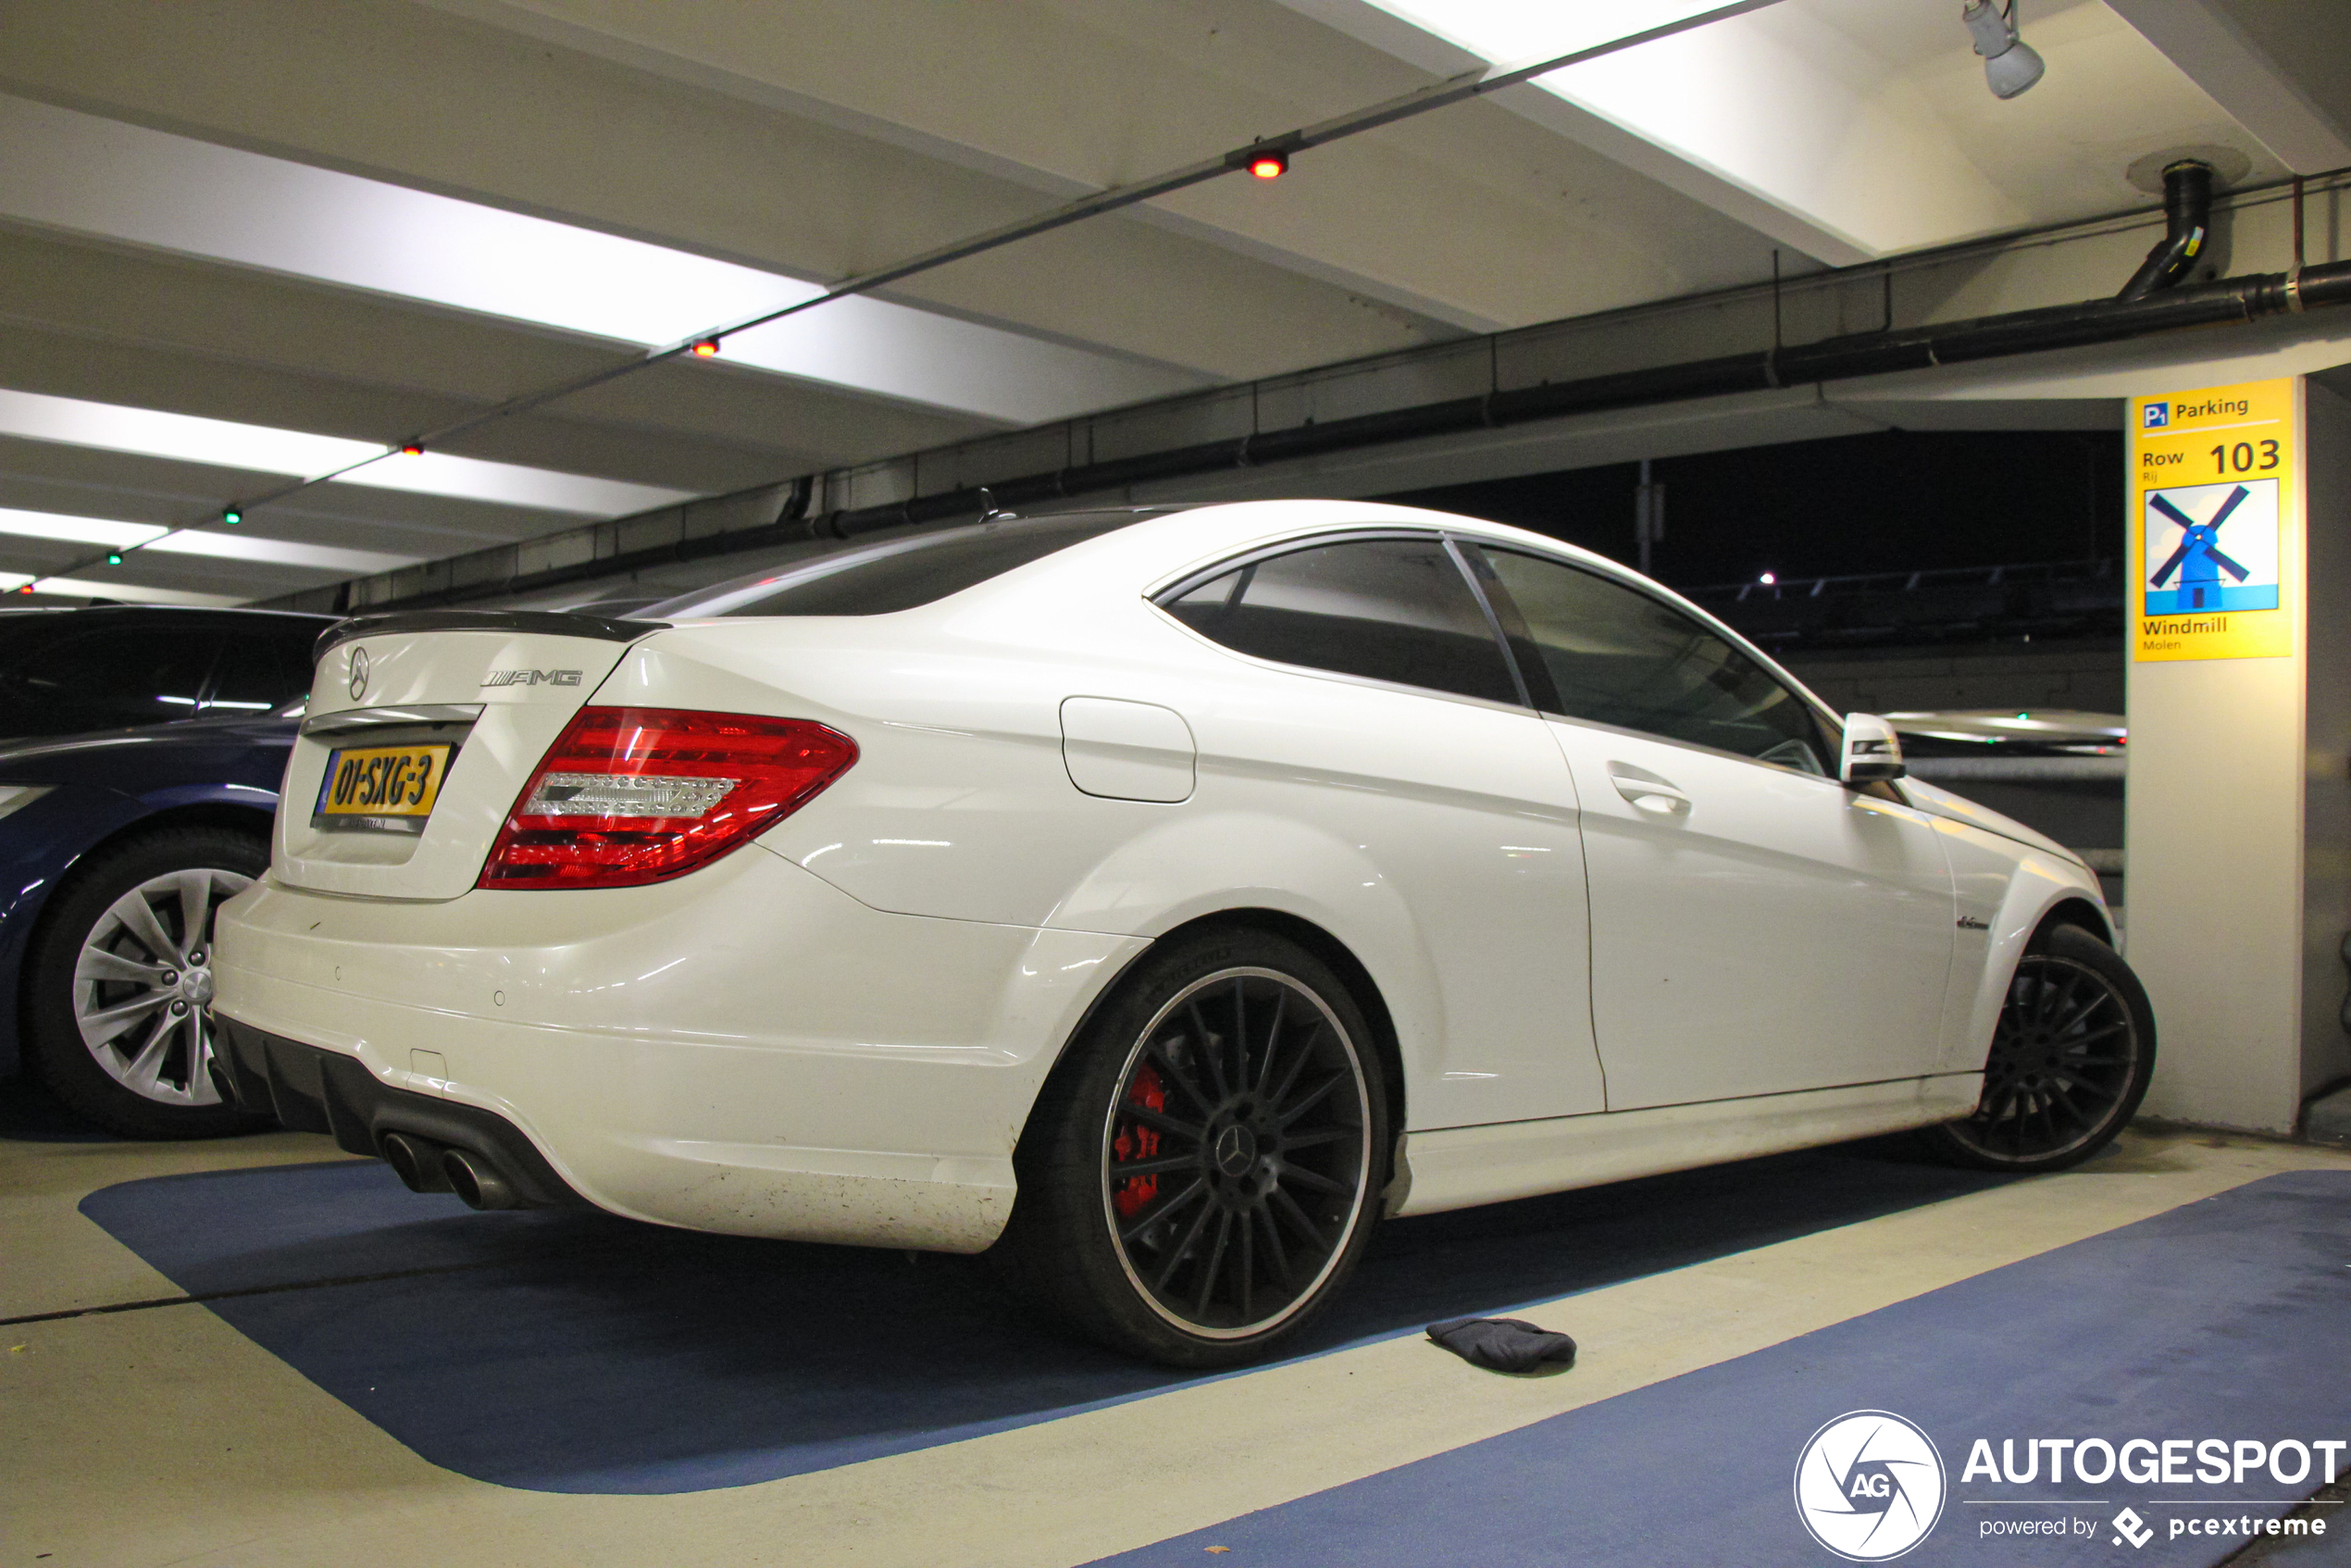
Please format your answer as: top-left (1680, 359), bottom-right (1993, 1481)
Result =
top-left (1611, 772), bottom-right (1691, 815)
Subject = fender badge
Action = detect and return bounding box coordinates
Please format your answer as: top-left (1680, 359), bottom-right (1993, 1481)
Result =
top-left (1957, 915), bottom-right (1990, 930)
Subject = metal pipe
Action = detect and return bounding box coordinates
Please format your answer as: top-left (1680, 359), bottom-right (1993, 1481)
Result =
top-left (822, 256), bottom-right (2351, 537)
top-left (330, 252), bottom-right (2351, 611)
top-left (2116, 160), bottom-right (2214, 302)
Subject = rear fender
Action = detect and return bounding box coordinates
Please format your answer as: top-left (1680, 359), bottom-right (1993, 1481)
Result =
top-left (1043, 810), bottom-right (1443, 1095)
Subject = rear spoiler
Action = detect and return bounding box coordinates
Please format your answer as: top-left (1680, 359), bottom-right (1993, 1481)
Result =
top-left (316, 610), bottom-right (667, 660)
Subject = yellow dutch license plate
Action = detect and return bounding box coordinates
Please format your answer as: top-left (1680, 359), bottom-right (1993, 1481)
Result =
top-left (315, 743), bottom-right (453, 825)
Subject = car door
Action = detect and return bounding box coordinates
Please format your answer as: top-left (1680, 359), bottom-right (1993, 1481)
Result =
top-left (1466, 544), bottom-right (1955, 1110)
top-left (1161, 532), bottom-right (1606, 1128)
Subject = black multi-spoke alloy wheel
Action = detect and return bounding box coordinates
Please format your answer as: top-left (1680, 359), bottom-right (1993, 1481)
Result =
top-left (999, 929), bottom-right (1389, 1366)
top-left (22, 825), bottom-right (273, 1139)
top-left (1924, 925), bottom-right (2155, 1173)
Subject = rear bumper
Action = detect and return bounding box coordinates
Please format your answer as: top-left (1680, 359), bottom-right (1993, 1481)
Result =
top-left (210, 842), bottom-right (1146, 1251)
top-left (210, 1018), bottom-right (585, 1209)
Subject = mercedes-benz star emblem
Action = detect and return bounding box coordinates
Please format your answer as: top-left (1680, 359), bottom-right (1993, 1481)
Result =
top-left (348, 646), bottom-right (370, 701)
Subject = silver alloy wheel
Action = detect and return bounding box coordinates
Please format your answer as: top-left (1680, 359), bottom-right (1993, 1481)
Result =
top-left (71, 867), bottom-right (252, 1107)
top-left (1098, 965), bottom-right (1375, 1341)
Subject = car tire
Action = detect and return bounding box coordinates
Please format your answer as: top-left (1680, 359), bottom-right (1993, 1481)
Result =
top-left (998, 927), bottom-right (1391, 1367)
top-left (1922, 924), bottom-right (2156, 1174)
top-left (22, 824), bottom-right (272, 1140)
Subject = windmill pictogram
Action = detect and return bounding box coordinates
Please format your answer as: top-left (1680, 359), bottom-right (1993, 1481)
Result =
top-left (2144, 479), bottom-right (2278, 615)
top-left (2149, 484), bottom-right (2251, 610)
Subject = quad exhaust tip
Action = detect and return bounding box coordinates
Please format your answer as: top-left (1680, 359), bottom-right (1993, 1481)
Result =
top-left (379, 1131), bottom-right (522, 1210)
top-left (441, 1147), bottom-right (520, 1211)
top-left (380, 1131), bottom-right (452, 1195)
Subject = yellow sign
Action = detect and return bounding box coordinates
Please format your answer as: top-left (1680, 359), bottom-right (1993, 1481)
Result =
top-left (315, 743), bottom-right (453, 819)
top-left (2129, 379), bottom-right (2298, 661)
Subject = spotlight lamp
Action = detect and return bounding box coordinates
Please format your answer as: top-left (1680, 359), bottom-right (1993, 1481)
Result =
top-left (1962, 0), bottom-right (2046, 100)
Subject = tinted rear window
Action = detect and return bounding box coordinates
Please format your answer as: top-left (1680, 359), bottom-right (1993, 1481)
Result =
top-left (642, 514), bottom-right (1143, 619)
top-left (1163, 536), bottom-right (1519, 705)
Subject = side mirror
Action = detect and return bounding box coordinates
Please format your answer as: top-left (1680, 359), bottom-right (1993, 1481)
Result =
top-left (1840, 713), bottom-right (1907, 784)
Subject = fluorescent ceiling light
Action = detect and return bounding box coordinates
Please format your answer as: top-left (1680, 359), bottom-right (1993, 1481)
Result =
top-left (144, 529), bottom-right (417, 575)
top-left (1363, 0), bottom-right (1744, 62)
top-left (0, 507), bottom-right (170, 549)
top-left (0, 95), bottom-right (1201, 425)
top-left (0, 389), bottom-right (695, 517)
top-left (1350, 0), bottom-right (2022, 259)
top-left (340, 450), bottom-right (690, 516)
top-left (0, 386), bottom-right (380, 474)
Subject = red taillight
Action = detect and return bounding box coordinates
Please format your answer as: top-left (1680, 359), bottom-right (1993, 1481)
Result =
top-left (478, 706), bottom-right (856, 890)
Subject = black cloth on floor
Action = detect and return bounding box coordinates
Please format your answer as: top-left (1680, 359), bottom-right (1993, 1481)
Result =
top-left (1425, 1315), bottom-right (1578, 1374)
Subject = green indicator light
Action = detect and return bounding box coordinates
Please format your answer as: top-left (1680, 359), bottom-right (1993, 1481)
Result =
top-left (222, 508), bottom-right (243, 526)
top-left (106, 553), bottom-right (123, 566)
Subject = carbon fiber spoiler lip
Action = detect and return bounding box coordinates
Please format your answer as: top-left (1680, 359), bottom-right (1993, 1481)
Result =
top-left (316, 609), bottom-right (667, 659)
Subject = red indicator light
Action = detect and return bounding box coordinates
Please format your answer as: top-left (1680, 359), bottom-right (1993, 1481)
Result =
top-left (1249, 153), bottom-right (1287, 180)
top-left (691, 339), bottom-right (721, 357)
top-left (400, 443), bottom-right (424, 456)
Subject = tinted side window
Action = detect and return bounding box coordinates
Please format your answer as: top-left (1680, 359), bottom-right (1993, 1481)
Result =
top-left (1163, 537), bottom-right (1519, 705)
top-left (0, 628), bottom-right (224, 738)
top-left (1478, 549), bottom-right (1828, 772)
top-left (205, 630), bottom-right (314, 713)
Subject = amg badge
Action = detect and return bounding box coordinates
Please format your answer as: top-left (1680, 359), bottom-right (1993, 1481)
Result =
top-left (480, 668), bottom-right (583, 688)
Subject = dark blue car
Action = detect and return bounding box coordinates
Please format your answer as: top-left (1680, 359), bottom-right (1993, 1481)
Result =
top-left (0, 607), bottom-right (328, 1137)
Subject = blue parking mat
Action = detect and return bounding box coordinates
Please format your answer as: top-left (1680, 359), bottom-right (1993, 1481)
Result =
top-left (78, 1139), bottom-right (1998, 1494)
top-left (1088, 1172), bottom-right (2351, 1568)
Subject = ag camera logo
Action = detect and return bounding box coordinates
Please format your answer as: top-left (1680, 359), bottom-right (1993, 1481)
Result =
top-left (1795, 1411), bottom-right (1947, 1561)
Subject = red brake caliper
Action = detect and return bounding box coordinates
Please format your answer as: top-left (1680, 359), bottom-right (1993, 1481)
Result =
top-left (1112, 1064), bottom-right (1166, 1217)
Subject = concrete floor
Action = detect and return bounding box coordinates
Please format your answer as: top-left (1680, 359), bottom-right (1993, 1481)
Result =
top-left (6, 1114), bottom-right (2346, 1568)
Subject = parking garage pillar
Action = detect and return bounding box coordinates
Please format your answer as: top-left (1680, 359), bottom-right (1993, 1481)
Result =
top-left (2125, 374), bottom-right (2351, 1134)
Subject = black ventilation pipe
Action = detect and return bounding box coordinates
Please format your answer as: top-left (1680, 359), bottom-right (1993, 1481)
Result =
top-left (817, 255), bottom-right (2351, 539)
top-left (2116, 159), bottom-right (2215, 302)
top-left (341, 242), bottom-right (2351, 611)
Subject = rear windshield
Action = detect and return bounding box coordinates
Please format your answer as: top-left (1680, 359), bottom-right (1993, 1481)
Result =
top-left (641, 513), bottom-right (1148, 618)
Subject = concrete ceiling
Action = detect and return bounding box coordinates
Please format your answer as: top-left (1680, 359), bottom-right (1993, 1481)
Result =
top-left (0, 0), bottom-right (2340, 606)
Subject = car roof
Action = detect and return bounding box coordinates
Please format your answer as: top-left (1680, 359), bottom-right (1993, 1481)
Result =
top-left (0, 604), bottom-right (332, 644)
top-left (998, 498), bottom-right (1659, 602)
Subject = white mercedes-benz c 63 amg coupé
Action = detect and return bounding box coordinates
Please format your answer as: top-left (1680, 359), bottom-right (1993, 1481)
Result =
top-left (212, 501), bottom-right (2152, 1364)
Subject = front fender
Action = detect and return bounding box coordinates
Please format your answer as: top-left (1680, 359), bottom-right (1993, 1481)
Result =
top-left (1934, 816), bottom-right (2113, 1074)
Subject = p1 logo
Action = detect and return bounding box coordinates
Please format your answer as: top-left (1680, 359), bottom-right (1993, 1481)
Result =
top-left (1794, 1411), bottom-right (1947, 1561)
top-left (2143, 402), bottom-right (2171, 429)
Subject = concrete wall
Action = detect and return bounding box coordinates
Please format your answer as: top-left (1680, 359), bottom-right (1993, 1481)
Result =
top-left (2301, 383), bottom-right (2351, 1100)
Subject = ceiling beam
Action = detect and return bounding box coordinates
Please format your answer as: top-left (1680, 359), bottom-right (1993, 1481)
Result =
top-left (2106, 0), bottom-right (2351, 174)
